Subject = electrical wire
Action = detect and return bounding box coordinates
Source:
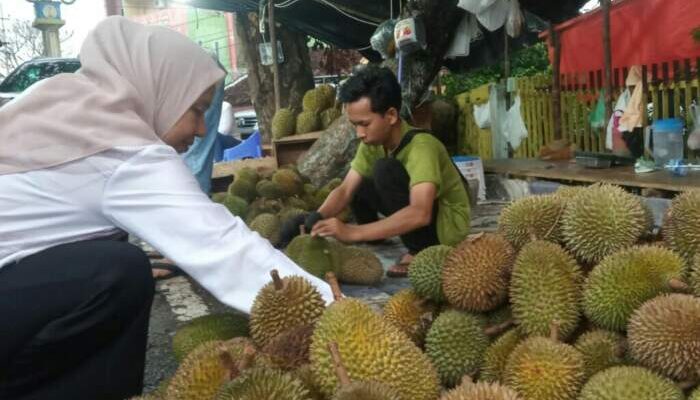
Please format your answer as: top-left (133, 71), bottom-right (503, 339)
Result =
top-left (315, 0), bottom-right (379, 26)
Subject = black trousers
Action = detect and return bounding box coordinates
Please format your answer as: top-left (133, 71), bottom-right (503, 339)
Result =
top-left (351, 157), bottom-right (440, 254)
top-left (0, 239), bottom-right (155, 400)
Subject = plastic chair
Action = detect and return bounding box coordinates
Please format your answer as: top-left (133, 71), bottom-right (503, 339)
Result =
top-left (222, 130), bottom-right (262, 161)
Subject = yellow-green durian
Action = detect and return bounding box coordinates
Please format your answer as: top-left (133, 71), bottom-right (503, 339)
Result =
top-left (498, 194), bottom-right (565, 248)
top-left (663, 190), bottom-right (700, 264)
top-left (573, 329), bottom-right (626, 379)
top-left (172, 313), bottom-right (249, 362)
top-left (578, 366), bottom-right (684, 400)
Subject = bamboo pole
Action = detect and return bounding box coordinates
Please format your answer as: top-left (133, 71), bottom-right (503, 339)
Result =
top-left (550, 24), bottom-right (562, 140)
top-left (268, 0), bottom-right (281, 112)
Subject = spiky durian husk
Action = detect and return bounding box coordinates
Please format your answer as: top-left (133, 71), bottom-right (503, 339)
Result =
top-left (310, 298), bottom-right (440, 400)
top-left (573, 329), bottom-right (626, 379)
top-left (256, 179), bottom-right (286, 200)
top-left (439, 380), bottom-right (522, 400)
top-left (582, 245), bottom-right (685, 331)
top-left (408, 245), bottom-right (453, 302)
top-left (442, 233), bottom-right (515, 312)
top-left (692, 253), bottom-right (700, 296)
top-left (690, 387), bottom-right (700, 400)
top-left (510, 240), bottom-right (583, 339)
top-left (249, 213), bottom-right (281, 246)
top-left (272, 108), bottom-right (297, 139)
top-left (272, 169), bottom-right (303, 196)
top-left (561, 183), bottom-right (647, 263)
top-left (285, 234), bottom-right (338, 278)
top-left (335, 245), bottom-right (383, 286)
top-left (249, 276), bottom-right (325, 348)
top-left (235, 167), bottom-right (259, 184)
top-left (498, 195), bottom-right (565, 249)
top-left (172, 313), bottom-right (249, 362)
top-left (261, 324), bottom-right (314, 370)
top-left (627, 294), bottom-right (700, 381)
top-left (297, 111), bottom-right (321, 134)
top-left (382, 288), bottom-right (434, 345)
top-left (321, 107), bottom-right (342, 129)
top-left (222, 195), bottom-right (248, 217)
top-left (332, 381), bottom-right (402, 400)
top-left (302, 88), bottom-right (322, 112)
top-left (663, 190), bottom-right (700, 264)
top-left (315, 84), bottom-right (336, 111)
top-left (578, 366), bottom-right (684, 400)
top-left (504, 337), bottom-right (585, 400)
top-left (215, 367), bottom-right (311, 400)
top-left (480, 329), bottom-right (522, 383)
top-left (424, 310), bottom-right (489, 387)
top-left (228, 178), bottom-right (257, 203)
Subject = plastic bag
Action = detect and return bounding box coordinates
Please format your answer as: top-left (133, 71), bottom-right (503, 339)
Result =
top-left (473, 102), bottom-right (491, 128)
top-left (688, 103), bottom-right (700, 151)
top-left (589, 91), bottom-right (606, 129)
top-left (502, 96), bottom-right (528, 150)
top-left (446, 14), bottom-right (480, 58)
top-left (506, 0), bottom-right (524, 37)
top-left (370, 19), bottom-right (397, 60)
top-left (457, 0), bottom-right (498, 14)
top-left (476, 0), bottom-right (509, 32)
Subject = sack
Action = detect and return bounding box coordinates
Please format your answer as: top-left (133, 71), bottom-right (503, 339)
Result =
top-left (506, 0), bottom-right (524, 37)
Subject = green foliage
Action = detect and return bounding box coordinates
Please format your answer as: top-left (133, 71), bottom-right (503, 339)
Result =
top-left (443, 42), bottom-right (551, 98)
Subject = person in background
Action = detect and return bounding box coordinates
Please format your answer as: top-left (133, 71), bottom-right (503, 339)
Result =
top-left (0, 16), bottom-right (332, 400)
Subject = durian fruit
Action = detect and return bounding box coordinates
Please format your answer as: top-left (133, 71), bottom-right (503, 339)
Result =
top-left (315, 84), bottom-right (336, 111)
top-left (293, 364), bottom-right (326, 400)
top-left (504, 335), bottom-right (585, 400)
top-left (627, 293), bottom-right (700, 381)
top-left (285, 234), bottom-right (338, 278)
top-left (424, 310), bottom-right (489, 387)
top-left (573, 329), bottom-right (626, 379)
top-left (286, 196), bottom-right (310, 211)
top-left (128, 394), bottom-right (160, 400)
top-left (408, 245), bottom-right (453, 302)
top-left (272, 169), bottom-right (304, 196)
top-left (328, 341), bottom-right (402, 400)
top-left (382, 288), bottom-right (434, 345)
top-left (249, 271), bottom-right (325, 348)
top-left (261, 324), bottom-right (314, 370)
top-left (297, 111), bottom-right (321, 134)
top-left (663, 190), bottom-right (700, 264)
top-left (561, 183), bottom-right (647, 263)
top-left (222, 195), bottom-right (248, 218)
top-left (582, 245), bottom-right (686, 331)
top-left (228, 178), bottom-right (257, 203)
top-left (256, 179), bottom-right (285, 200)
top-left (272, 108), bottom-right (297, 139)
top-left (279, 206), bottom-right (307, 227)
top-left (321, 107), bottom-right (342, 129)
top-left (172, 313), bottom-right (250, 362)
top-left (336, 246), bottom-right (384, 286)
top-left (690, 388), bottom-right (700, 400)
top-left (442, 233), bottom-right (515, 312)
top-left (553, 185), bottom-right (584, 200)
top-left (498, 195), bottom-right (565, 249)
top-left (215, 367), bottom-right (311, 400)
top-left (236, 167), bottom-right (259, 184)
top-left (480, 329), bottom-right (522, 383)
top-left (302, 88), bottom-right (322, 112)
top-left (440, 377), bottom-right (522, 400)
top-left (166, 337), bottom-right (255, 400)
top-left (249, 213), bottom-right (281, 246)
top-left (578, 366), bottom-right (684, 400)
top-left (211, 192), bottom-right (227, 203)
top-left (510, 241), bottom-right (583, 339)
top-left (310, 297), bottom-right (440, 400)
top-left (246, 198), bottom-right (282, 223)
top-left (692, 253), bottom-right (700, 296)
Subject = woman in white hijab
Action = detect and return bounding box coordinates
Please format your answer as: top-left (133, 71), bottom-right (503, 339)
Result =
top-left (0, 16), bottom-right (332, 400)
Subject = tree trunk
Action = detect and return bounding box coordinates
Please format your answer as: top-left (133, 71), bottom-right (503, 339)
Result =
top-left (235, 12), bottom-right (314, 143)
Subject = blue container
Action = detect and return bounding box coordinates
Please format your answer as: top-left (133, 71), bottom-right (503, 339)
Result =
top-left (222, 131), bottom-right (262, 162)
top-left (650, 118), bottom-right (684, 167)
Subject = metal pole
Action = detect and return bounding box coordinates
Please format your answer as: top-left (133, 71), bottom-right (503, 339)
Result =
top-left (550, 24), bottom-right (562, 140)
top-left (268, 0), bottom-right (281, 112)
top-left (602, 0), bottom-right (613, 125)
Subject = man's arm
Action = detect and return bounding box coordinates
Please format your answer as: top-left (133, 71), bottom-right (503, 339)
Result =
top-left (311, 182), bottom-right (437, 242)
top-left (317, 169), bottom-right (363, 218)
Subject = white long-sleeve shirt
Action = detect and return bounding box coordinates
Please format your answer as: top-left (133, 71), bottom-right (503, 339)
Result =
top-left (0, 144), bottom-right (333, 313)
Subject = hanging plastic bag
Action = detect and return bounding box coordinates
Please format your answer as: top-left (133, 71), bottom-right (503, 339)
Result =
top-left (476, 0), bottom-right (509, 32)
top-left (589, 91), bottom-right (606, 130)
top-left (473, 102), bottom-right (491, 128)
top-left (457, 0), bottom-right (498, 14)
top-left (506, 0), bottom-right (524, 37)
top-left (688, 103), bottom-right (700, 151)
top-left (502, 96), bottom-right (528, 150)
top-left (446, 14), bottom-right (480, 58)
top-left (370, 19), bottom-right (397, 60)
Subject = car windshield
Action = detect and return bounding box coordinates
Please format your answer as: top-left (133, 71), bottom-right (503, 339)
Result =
top-left (0, 60), bottom-right (81, 93)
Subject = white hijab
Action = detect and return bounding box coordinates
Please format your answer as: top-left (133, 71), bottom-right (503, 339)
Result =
top-left (0, 16), bottom-right (225, 175)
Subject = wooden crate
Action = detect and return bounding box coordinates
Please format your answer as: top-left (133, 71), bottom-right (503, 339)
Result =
top-left (272, 131), bottom-right (322, 167)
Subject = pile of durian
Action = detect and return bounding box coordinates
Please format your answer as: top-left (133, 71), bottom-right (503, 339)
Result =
top-left (271, 84), bottom-right (343, 140)
top-left (213, 166), bottom-right (382, 286)
top-left (134, 183), bottom-right (700, 400)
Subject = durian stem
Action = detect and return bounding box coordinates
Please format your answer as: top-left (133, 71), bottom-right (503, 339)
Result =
top-left (238, 344), bottom-right (257, 371)
top-left (270, 269), bottom-right (284, 291)
top-left (484, 319), bottom-right (515, 337)
top-left (326, 272), bottom-right (343, 301)
top-left (459, 375), bottom-right (475, 387)
top-left (549, 320), bottom-right (560, 342)
top-left (668, 278), bottom-right (689, 292)
top-left (543, 202), bottom-right (566, 240)
top-left (328, 342), bottom-right (352, 386)
top-left (299, 224), bottom-right (306, 235)
top-left (219, 352), bottom-right (240, 380)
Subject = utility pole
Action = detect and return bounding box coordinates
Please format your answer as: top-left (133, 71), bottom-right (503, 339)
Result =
top-left (26, 0), bottom-right (77, 58)
top-left (105, 0), bottom-right (123, 16)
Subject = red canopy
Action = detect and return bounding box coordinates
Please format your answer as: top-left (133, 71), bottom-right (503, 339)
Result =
top-left (542, 0), bottom-right (700, 74)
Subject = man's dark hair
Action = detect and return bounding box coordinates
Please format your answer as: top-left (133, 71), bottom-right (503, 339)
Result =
top-left (338, 65), bottom-right (401, 115)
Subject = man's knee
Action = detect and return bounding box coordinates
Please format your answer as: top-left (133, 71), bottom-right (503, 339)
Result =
top-left (372, 158), bottom-right (409, 190)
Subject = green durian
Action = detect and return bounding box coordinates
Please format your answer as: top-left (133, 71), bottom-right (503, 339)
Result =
top-left (236, 167), bottom-right (259, 184)
top-left (172, 313), bottom-right (249, 362)
top-left (285, 234), bottom-right (338, 278)
top-left (336, 246), bottom-right (384, 286)
top-left (692, 253), bottom-right (700, 296)
top-left (480, 329), bottom-right (523, 383)
top-left (333, 381), bottom-right (402, 400)
top-left (272, 108), bottom-right (297, 139)
top-left (321, 107), bottom-right (342, 129)
top-left (228, 178), bottom-right (257, 203)
top-left (408, 245), bottom-right (453, 302)
top-left (302, 89), bottom-right (322, 112)
top-left (315, 84), bottom-right (336, 111)
top-left (440, 378), bottom-right (522, 400)
top-left (222, 195), bottom-right (248, 217)
top-left (690, 388), bottom-right (700, 400)
top-left (296, 111), bottom-right (321, 134)
top-left (249, 213), bottom-right (281, 246)
top-left (272, 169), bottom-right (304, 196)
top-left (578, 366), bottom-right (684, 400)
top-left (211, 192), bottom-right (227, 203)
top-left (663, 190), bottom-right (700, 264)
top-left (215, 367), bottom-right (311, 400)
top-left (498, 194), bottom-right (565, 248)
top-left (256, 179), bottom-right (286, 200)
top-left (573, 329), bottom-right (626, 379)
top-left (382, 288), bottom-right (434, 345)
top-left (286, 196), bottom-right (310, 211)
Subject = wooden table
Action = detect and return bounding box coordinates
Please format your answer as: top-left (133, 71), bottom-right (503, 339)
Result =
top-left (484, 158), bottom-right (700, 193)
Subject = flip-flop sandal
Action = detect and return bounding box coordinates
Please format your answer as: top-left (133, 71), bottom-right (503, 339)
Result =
top-left (386, 262), bottom-right (410, 278)
top-left (151, 262), bottom-right (184, 281)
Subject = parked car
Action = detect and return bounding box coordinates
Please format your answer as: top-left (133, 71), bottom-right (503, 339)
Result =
top-left (0, 57), bottom-right (81, 107)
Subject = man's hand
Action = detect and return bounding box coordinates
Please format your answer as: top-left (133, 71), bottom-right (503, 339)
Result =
top-left (311, 217), bottom-right (358, 243)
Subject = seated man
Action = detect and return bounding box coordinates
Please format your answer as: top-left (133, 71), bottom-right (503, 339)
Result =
top-left (293, 65), bottom-right (471, 277)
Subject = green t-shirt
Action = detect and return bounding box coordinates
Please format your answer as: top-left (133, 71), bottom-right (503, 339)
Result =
top-left (350, 121), bottom-right (471, 246)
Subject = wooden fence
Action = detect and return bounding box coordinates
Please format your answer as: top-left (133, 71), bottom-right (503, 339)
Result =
top-left (457, 58), bottom-right (700, 160)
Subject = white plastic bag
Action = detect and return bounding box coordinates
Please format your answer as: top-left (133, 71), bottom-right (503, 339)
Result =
top-left (446, 14), bottom-right (480, 58)
top-left (457, 0), bottom-right (498, 14)
top-left (506, 0), bottom-right (524, 37)
top-left (473, 102), bottom-right (491, 128)
top-left (688, 103), bottom-right (700, 151)
top-left (502, 96), bottom-right (528, 150)
top-left (476, 0), bottom-right (509, 32)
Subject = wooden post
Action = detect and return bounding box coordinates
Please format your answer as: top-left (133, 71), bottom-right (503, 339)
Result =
top-left (602, 0), bottom-right (613, 126)
top-left (550, 24), bottom-right (562, 140)
top-left (268, 0), bottom-right (281, 112)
